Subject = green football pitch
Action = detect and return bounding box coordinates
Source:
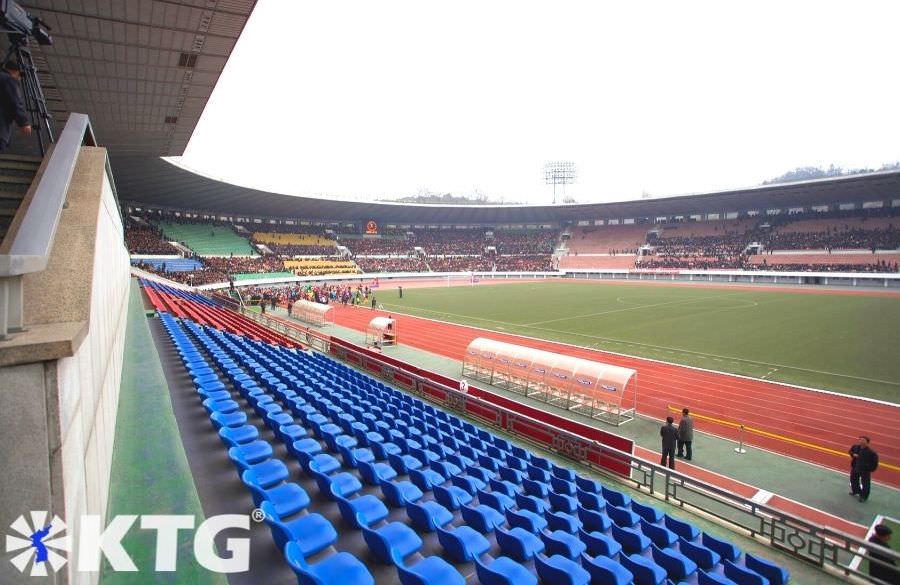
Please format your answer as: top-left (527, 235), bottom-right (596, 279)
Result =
top-left (378, 281), bottom-right (900, 402)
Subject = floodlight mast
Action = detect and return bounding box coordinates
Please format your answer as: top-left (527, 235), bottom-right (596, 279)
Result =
top-left (544, 161), bottom-right (576, 204)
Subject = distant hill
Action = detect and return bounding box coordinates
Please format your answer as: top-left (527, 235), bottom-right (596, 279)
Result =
top-left (762, 162), bottom-right (900, 185)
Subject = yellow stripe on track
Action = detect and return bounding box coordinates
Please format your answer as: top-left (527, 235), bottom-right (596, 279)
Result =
top-left (666, 405), bottom-right (900, 473)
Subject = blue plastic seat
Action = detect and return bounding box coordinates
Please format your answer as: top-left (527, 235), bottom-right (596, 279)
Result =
top-left (335, 493), bottom-right (389, 529)
top-left (241, 471), bottom-right (309, 517)
top-left (461, 503), bottom-right (506, 533)
top-left (534, 553), bottom-right (591, 585)
top-left (474, 555), bottom-right (537, 585)
top-left (409, 467), bottom-right (446, 492)
top-left (698, 569), bottom-right (739, 585)
top-left (229, 455), bottom-right (288, 488)
top-left (723, 560), bottom-right (769, 585)
top-left (580, 552), bottom-right (634, 585)
top-left (527, 463), bottom-right (551, 483)
top-left (745, 553), bottom-right (788, 585)
top-left (301, 452), bottom-right (341, 476)
top-left (337, 443), bottom-right (376, 469)
top-left (607, 505), bottom-right (640, 528)
top-left (436, 525), bottom-right (491, 562)
top-left (651, 543), bottom-right (698, 581)
top-left (678, 537), bottom-right (721, 571)
top-left (499, 466), bottom-right (525, 485)
top-left (601, 485), bottom-right (632, 508)
top-left (515, 492), bottom-right (546, 514)
top-left (209, 410), bottom-right (246, 429)
top-left (631, 500), bottom-right (664, 524)
top-left (312, 467), bottom-right (363, 500)
top-left (289, 437), bottom-right (323, 459)
top-left (433, 484), bottom-right (473, 510)
top-left (451, 473), bottom-right (485, 495)
top-left (495, 526), bottom-right (545, 561)
top-left (576, 488), bottom-right (607, 512)
top-left (490, 478), bottom-right (521, 498)
top-left (611, 524), bottom-right (651, 555)
top-left (541, 529), bottom-right (587, 560)
top-left (406, 500), bottom-right (453, 532)
top-left (506, 508), bottom-right (548, 533)
top-left (397, 556), bottom-right (465, 585)
top-left (431, 460), bottom-right (462, 479)
top-left (545, 510), bottom-right (581, 534)
top-left (389, 452), bottom-right (424, 475)
top-left (551, 463), bottom-right (576, 482)
top-left (579, 528), bottom-right (623, 559)
top-left (285, 541), bottom-right (374, 585)
top-left (575, 475), bottom-right (603, 493)
top-left (218, 424), bottom-right (259, 447)
top-left (259, 501), bottom-right (337, 556)
top-left (620, 554), bottom-right (667, 585)
top-left (702, 533), bottom-right (741, 563)
top-left (578, 506), bottom-right (612, 534)
top-left (381, 479), bottom-right (424, 507)
top-left (640, 518), bottom-right (678, 548)
top-left (549, 491), bottom-right (578, 513)
top-left (361, 521), bottom-right (423, 565)
top-left (358, 459), bottom-right (399, 485)
top-left (665, 514), bottom-right (701, 542)
top-left (550, 476), bottom-right (577, 496)
top-left (203, 398), bottom-right (240, 415)
top-left (277, 423), bottom-right (308, 444)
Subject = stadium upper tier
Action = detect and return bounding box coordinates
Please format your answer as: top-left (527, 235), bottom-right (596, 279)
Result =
top-left (113, 156), bottom-right (900, 223)
top-left (156, 221), bottom-right (257, 256)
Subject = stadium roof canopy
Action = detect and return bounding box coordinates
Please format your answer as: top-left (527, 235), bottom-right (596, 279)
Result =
top-left (115, 156), bottom-right (900, 224)
top-left (20, 0), bottom-right (257, 157)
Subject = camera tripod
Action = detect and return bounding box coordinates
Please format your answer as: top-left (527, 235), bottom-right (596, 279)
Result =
top-left (3, 33), bottom-right (53, 155)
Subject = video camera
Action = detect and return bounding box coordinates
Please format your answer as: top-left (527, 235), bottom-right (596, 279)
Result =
top-left (0, 0), bottom-right (52, 45)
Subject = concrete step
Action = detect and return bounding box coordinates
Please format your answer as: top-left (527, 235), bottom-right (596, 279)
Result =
top-left (0, 154), bottom-right (42, 164)
top-left (0, 207), bottom-right (17, 217)
top-left (0, 174), bottom-right (34, 185)
top-left (0, 190), bottom-right (25, 200)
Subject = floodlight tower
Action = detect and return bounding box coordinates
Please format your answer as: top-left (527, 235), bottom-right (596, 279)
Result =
top-left (544, 161), bottom-right (576, 204)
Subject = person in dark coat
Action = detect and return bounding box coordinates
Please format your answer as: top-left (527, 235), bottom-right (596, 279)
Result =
top-left (677, 408), bottom-right (694, 460)
top-left (660, 416), bottom-right (679, 469)
top-left (0, 61), bottom-right (31, 153)
top-left (398, 285), bottom-right (403, 299)
top-left (850, 436), bottom-right (879, 502)
top-left (868, 524), bottom-right (900, 584)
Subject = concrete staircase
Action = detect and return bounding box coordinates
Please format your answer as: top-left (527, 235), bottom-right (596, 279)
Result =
top-left (0, 154), bottom-right (42, 243)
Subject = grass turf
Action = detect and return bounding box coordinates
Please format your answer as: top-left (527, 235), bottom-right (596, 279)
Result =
top-left (378, 281), bottom-right (900, 402)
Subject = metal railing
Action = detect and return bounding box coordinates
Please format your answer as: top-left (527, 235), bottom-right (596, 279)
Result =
top-left (0, 113), bottom-right (96, 339)
top-left (205, 291), bottom-right (899, 583)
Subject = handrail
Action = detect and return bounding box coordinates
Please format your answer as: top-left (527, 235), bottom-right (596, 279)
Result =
top-left (0, 113), bottom-right (96, 339)
top-left (0, 113), bottom-right (95, 274)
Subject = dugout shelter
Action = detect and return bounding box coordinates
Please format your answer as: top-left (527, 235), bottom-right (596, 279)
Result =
top-left (289, 299), bottom-right (334, 327)
top-left (463, 337), bottom-right (637, 425)
top-left (366, 316), bottom-right (397, 348)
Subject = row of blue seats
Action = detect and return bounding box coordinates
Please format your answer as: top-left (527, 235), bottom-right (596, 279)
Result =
top-left (133, 257), bottom-right (204, 272)
top-left (161, 312), bottom-right (789, 585)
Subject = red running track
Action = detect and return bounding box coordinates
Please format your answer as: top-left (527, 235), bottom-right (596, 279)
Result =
top-left (332, 304), bottom-right (900, 489)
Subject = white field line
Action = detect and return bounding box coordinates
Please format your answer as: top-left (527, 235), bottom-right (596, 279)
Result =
top-left (370, 303), bottom-right (900, 405)
top-left (522, 293), bottom-right (745, 326)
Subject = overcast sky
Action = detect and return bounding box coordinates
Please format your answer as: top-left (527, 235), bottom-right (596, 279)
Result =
top-left (179, 0), bottom-right (900, 205)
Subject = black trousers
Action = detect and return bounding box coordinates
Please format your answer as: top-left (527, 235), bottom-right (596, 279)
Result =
top-left (851, 469), bottom-right (871, 499)
top-left (661, 447), bottom-right (675, 469)
top-left (677, 440), bottom-right (693, 460)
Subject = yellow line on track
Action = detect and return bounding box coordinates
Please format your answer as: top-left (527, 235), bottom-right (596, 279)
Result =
top-left (666, 405), bottom-right (900, 473)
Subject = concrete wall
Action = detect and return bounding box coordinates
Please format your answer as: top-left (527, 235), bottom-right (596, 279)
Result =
top-left (0, 148), bottom-right (130, 585)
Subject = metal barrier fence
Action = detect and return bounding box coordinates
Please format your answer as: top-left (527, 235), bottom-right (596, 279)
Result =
top-left (218, 295), bottom-right (898, 583)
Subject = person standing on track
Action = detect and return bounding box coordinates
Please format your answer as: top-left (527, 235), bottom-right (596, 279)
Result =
top-left (849, 436), bottom-right (879, 502)
top-left (677, 408), bottom-right (694, 461)
top-left (660, 416), bottom-right (679, 469)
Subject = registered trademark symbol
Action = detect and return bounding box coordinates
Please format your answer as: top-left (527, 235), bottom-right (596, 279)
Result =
top-left (250, 509), bottom-right (265, 523)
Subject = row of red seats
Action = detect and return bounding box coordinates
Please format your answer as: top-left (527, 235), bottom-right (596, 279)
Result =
top-left (144, 285), bottom-right (301, 348)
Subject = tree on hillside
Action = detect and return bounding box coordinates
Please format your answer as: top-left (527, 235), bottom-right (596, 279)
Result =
top-left (762, 162), bottom-right (900, 185)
